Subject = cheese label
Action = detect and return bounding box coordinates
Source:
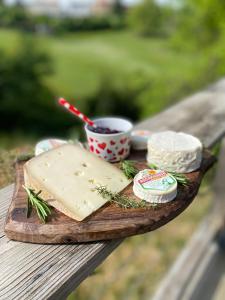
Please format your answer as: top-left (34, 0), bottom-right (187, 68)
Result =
top-left (137, 169), bottom-right (176, 191)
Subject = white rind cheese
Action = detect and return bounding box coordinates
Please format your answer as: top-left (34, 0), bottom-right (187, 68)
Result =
top-left (133, 169), bottom-right (177, 203)
top-left (147, 131), bottom-right (202, 173)
top-left (24, 144), bottom-right (131, 221)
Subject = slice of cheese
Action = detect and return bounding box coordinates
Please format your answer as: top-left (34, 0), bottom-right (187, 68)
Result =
top-left (147, 131), bottom-right (203, 173)
top-left (24, 144), bottom-right (131, 221)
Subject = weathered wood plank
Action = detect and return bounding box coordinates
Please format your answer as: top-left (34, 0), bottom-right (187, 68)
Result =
top-left (152, 138), bottom-right (225, 300)
top-left (0, 185), bottom-right (122, 300)
top-left (135, 90), bottom-right (225, 148)
top-left (0, 185), bottom-right (14, 237)
top-left (183, 243), bottom-right (225, 300)
top-left (0, 240), bottom-right (122, 300)
top-left (1, 79), bottom-right (225, 299)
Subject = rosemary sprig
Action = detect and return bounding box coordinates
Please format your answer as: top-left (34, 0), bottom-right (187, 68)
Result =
top-left (148, 163), bottom-right (189, 186)
top-left (169, 172), bottom-right (189, 185)
top-left (120, 160), bottom-right (139, 179)
top-left (23, 185), bottom-right (52, 223)
top-left (95, 185), bottom-right (147, 209)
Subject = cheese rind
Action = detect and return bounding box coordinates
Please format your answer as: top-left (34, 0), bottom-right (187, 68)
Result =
top-left (24, 144), bottom-right (131, 221)
top-left (147, 131), bottom-right (202, 173)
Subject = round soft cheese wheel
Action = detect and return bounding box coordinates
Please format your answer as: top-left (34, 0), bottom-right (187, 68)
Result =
top-left (147, 131), bottom-right (202, 173)
top-left (133, 169), bottom-right (177, 203)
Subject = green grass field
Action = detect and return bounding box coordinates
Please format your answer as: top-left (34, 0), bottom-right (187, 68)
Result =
top-left (0, 27), bottom-right (220, 150)
top-left (0, 28), bottom-right (214, 107)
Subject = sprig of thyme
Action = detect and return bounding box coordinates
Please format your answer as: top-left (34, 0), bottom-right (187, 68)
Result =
top-left (23, 185), bottom-right (52, 223)
top-left (120, 160), bottom-right (139, 179)
top-left (95, 185), bottom-right (147, 209)
top-left (148, 163), bottom-right (189, 186)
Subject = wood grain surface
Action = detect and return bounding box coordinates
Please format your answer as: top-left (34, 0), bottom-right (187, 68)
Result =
top-left (4, 149), bottom-right (216, 244)
top-left (135, 88), bottom-right (225, 149)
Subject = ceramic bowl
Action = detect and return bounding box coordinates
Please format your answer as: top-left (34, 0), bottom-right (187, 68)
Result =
top-left (85, 117), bottom-right (133, 162)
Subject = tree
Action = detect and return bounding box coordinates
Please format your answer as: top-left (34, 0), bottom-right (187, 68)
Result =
top-left (0, 2), bottom-right (34, 31)
top-left (0, 37), bottom-right (76, 137)
top-left (112, 0), bottom-right (124, 16)
top-left (127, 0), bottom-right (164, 37)
top-left (174, 0), bottom-right (225, 46)
top-left (86, 73), bottom-right (148, 121)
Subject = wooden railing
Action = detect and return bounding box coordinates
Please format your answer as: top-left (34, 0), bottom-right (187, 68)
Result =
top-left (153, 138), bottom-right (225, 300)
top-left (0, 78), bottom-right (225, 299)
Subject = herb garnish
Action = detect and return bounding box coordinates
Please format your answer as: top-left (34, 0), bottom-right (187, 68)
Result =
top-left (95, 185), bottom-right (147, 209)
top-left (23, 185), bottom-right (52, 223)
top-left (120, 160), bottom-right (139, 179)
top-left (148, 163), bottom-right (189, 186)
top-left (120, 160), bottom-right (189, 186)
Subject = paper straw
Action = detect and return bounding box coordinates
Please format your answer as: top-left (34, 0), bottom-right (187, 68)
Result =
top-left (58, 98), bottom-right (96, 128)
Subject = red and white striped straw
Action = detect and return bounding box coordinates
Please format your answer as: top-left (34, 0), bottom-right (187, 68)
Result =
top-left (58, 98), bottom-right (96, 128)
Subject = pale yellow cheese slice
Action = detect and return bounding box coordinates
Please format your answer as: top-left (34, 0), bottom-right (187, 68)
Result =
top-left (24, 144), bottom-right (131, 221)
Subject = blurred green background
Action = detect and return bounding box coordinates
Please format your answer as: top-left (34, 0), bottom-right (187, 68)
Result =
top-left (1, 0), bottom-right (225, 149)
top-left (0, 0), bottom-right (224, 299)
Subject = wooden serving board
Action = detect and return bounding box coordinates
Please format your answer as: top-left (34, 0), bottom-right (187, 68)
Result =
top-left (4, 149), bottom-right (215, 244)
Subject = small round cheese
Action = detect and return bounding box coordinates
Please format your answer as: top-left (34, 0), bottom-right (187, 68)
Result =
top-left (35, 139), bottom-right (67, 156)
top-left (131, 130), bottom-right (151, 150)
top-left (147, 131), bottom-right (202, 173)
top-left (133, 169), bottom-right (177, 203)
